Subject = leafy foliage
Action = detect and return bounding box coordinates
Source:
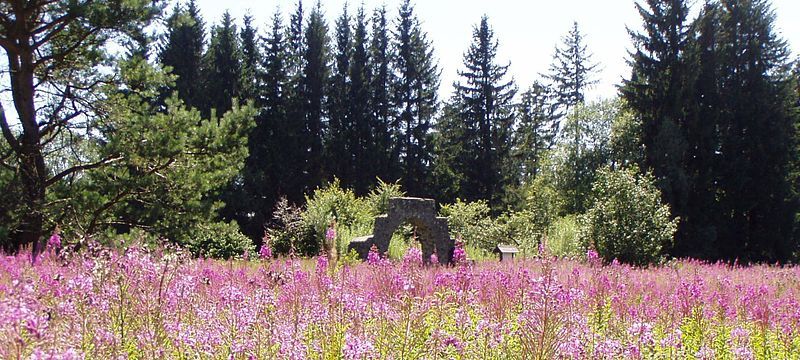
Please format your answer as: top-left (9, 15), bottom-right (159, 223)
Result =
top-left (580, 167), bottom-right (678, 265)
top-left (302, 180), bottom-right (374, 256)
top-left (439, 199), bottom-right (542, 255)
top-left (185, 221), bottom-right (254, 260)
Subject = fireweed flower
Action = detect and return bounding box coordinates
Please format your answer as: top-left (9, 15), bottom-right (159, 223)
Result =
top-left (367, 244), bottom-right (381, 265)
top-left (47, 231), bottom-right (61, 252)
top-left (343, 333), bottom-right (376, 360)
top-left (2, 244), bottom-right (800, 358)
top-left (452, 239), bottom-right (467, 265)
top-left (325, 225), bottom-right (336, 243)
top-left (402, 247), bottom-right (422, 267)
top-left (259, 245), bottom-right (272, 260)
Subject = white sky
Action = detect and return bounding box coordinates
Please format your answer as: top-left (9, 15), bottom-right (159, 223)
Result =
top-left (194, 0), bottom-right (800, 101)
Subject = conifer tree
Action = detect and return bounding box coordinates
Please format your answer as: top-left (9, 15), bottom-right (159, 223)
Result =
top-left (283, 0), bottom-right (308, 204)
top-left (239, 14), bottom-right (260, 101)
top-left (621, 0), bottom-right (693, 255)
top-left (391, 0), bottom-right (440, 196)
top-left (513, 81), bottom-right (560, 183)
top-left (369, 6), bottom-right (395, 181)
top-left (350, 6), bottom-right (375, 194)
top-left (711, 0), bottom-right (798, 261)
top-left (444, 16), bottom-right (517, 209)
top-left (545, 21), bottom-right (598, 113)
top-left (241, 11), bottom-right (291, 237)
top-left (300, 2), bottom-right (330, 189)
top-left (203, 11), bottom-right (243, 117)
top-left (160, 0), bottom-right (206, 109)
top-left (546, 21), bottom-right (599, 213)
top-left (326, 4), bottom-right (353, 186)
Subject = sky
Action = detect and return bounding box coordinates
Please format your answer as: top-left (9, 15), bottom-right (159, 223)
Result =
top-left (193, 0), bottom-right (800, 101)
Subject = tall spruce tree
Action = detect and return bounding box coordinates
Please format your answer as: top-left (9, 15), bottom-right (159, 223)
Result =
top-left (241, 11), bottom-right (291, 237)
top-left (239, 14), bottom-right (260, 101)
top-left (513, 81), bottom-right (560, 183)
top-left (350, 6), bottom-right (375, 194)
top-left (326, 4), bottom-right (353, 186)
top-left (546, 21), bottom-right (599, 213)
top-left (683, 2), bottom-right (723, 257)
top-left (283, 0), bottom-right (308, 205)
top-left (711, 0), bottom-right (798, 261)
top-left (203, 11), bottom-right (243, 117)
top-left (621, 0), bottom-right (694, 256)
top-left (391, 0), bottom-right (440, 196)
top-left (369, 6), bottom-right (395, 181)
top-left (159, 0), bottom-right (206, 109)
top-left (545, 21), bottom-right (598, 113)
top-left (444, 16), bottom-right (517, 209)
top-left (301, 2), bottom-right (330, 189)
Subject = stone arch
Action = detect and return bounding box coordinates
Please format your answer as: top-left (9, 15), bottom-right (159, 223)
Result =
top-left (349, 197), bottom-right (454, 264)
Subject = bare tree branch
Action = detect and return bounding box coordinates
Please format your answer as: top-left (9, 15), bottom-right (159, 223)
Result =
top-left (0, 103), bottom-right (22, 154)
top-left (45, 155), bottom-right (123, 187)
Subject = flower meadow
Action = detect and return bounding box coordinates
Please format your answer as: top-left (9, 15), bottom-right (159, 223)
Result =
top-left (2, 245), bottom-right (800, 359)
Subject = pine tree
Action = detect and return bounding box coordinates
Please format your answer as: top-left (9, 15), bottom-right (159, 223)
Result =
top-left (369, 6), bottom-right (395, 181)
top-left (545, 21), bottom-right (598, 113)
top-left (445, 16), bottom-right (517, 209)
top-left (239, 14), bottom-right (260, 101)
top-left (391, 0), bottom-right (440, 196)
top-left (325, 4), bottom-right (353, 186)
top-left (159, 0), bottom-right (206, 109)
top-left (301, 2), bottom-right (330, 189)
top-left (350, 6), bottom-right (375, 194)
top-left (432, 100), bottom-right (468, 203)
top-left (203, 11), bottom-right (243, 117)
top-left (513, 81), bottom-right (560, 183)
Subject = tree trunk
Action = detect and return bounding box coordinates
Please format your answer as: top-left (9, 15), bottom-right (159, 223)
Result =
top-left (5, 18), bottom-right (48, 255)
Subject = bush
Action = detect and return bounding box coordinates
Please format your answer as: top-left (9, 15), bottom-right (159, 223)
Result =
top-left (440, 200), bottom-right (543, 255)
top-left (303, 179), bottom-right (374, 256)
top-left (267, 198), bottom-right (311, 256)
top-left (185, 221), bottom-right (255, 260)
top-left (439, 199), bottom-right (495, 250)
top-left (545, 215), bottom-right (583, 258)
top-left (579, 166), bottom-right (678, 265)
top-left (366, 179), bottom-right (405, 215)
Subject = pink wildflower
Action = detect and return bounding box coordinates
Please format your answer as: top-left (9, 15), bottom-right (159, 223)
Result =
top-left (586, 248), bottom-right (600, 264)
top-left (452, 238), bottom-right (467, 265)
top-left (402, 247), bottom-right (422, 267)
top-left (343, 333), bottom-right (375, 360)
top-left (325, 224), bottom-right (336, 243)
top-left (367, 244), bottom-right (381, 265)
top-left (47, 228), bottom-right (61, 251)
top-left (260, 232), bottom-right (272, 259)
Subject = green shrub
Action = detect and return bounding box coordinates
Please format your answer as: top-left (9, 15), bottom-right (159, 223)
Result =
top-left (439, 199), bottom-right (495, 250)
top-left (303, 179), bottom-right (374, 256)
top-left (492, 210), bottom-right (542, 256)
top-left (99, 228), bottom-right (164, 249)
top-left (267, 198), bottom-right (311, 256)
top-left (440, 200), bottom-right (544, 256)
top-left (185, 221), bottom-right (255, 260)
top-left (545, 215), bottom-right (583, 257)
top-left (366, 179), bottom-right (405, 215)
top-left (579, 166), bottom-right (678, 265)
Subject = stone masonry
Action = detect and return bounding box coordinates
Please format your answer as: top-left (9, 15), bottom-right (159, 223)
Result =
top-left (348, 197), bottom-right (454, 265)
